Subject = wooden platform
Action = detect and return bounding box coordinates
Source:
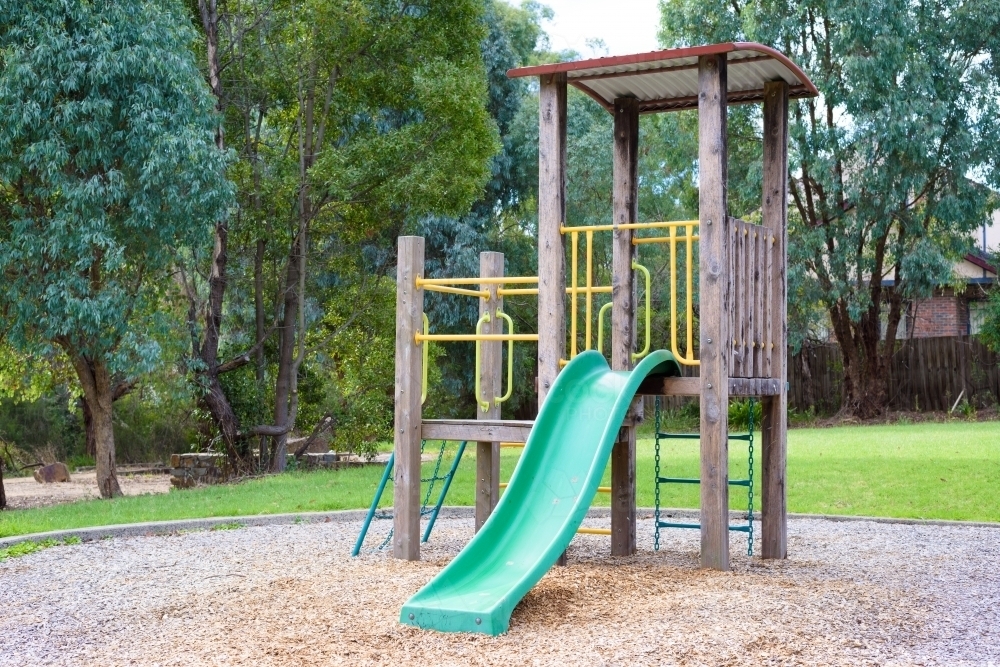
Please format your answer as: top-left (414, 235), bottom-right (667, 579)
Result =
top-left (637, 376), bottom-right (783, 396)
top-left (421, 419), bottom-right (534, 443)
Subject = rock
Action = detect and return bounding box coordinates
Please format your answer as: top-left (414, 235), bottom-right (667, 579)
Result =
top-left (33, 462), bottom-right (72, 484)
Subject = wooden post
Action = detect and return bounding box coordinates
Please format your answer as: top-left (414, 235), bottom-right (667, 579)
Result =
top-left (761, 80), bottom-right (789, 559)
top-left (611, 96), bottom-right (639, 556)
top-left (477, 252), bottom-right (504, 531)
top-left (537, 72), bottom-right (567, 409)
top-left (393, 236), bottom-right (424, 561)
top-left (697, 54), bottom-right (730, 571)
top-left (538, 72), bottom-right (567, 565)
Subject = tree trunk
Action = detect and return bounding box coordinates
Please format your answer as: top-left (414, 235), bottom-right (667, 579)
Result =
top-left (68, 352), bottom-right (122, 498)
top-left (193, 0), bottom-right (246, 468)
top-left (81, 396), bottom-right (96, 457)
top-left (0, 457), bottom-right (6, 510)
top-left (255, 237), bottom-right (268, 470)
top-left (271, 230), bottom-right (304, 472)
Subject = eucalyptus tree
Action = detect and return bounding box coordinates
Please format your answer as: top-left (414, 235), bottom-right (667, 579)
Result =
top-left (188, 0), bottom-right (500, 469)
top-left (660, 0), bottom-right (1000, 416)
top-left (0, 0), bottom-right (233, 496)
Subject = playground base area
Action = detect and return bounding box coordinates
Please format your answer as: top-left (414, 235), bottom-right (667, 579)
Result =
top-left (1, 514), bottom-right (996, 666)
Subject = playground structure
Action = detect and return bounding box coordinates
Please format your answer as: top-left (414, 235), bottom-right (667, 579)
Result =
top-left (383, 43), bottom-right (817, 634)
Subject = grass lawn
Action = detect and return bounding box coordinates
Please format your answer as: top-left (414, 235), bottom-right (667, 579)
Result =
top-left (1, 421), bottom-right (997, 539)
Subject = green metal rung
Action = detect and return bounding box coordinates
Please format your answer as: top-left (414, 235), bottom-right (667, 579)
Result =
top-left (657, 476), bottom-right (700, 484)
top-left (656, 477), bottom-right (751, 486)
top-left (657, 521), bottom-right (751, 533)
top-left (656, 432), bottom-right (752, 441)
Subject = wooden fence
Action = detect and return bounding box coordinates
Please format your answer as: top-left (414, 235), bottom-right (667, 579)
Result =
top-left (789, 336), bottom-right (1000, 413)
top-left (647, 336), bottom-right (999, 415)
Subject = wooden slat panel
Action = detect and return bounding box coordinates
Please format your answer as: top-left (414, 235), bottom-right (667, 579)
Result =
top-left (765, 229), bottom-right (774, 378)
top-left (729, 221), bottom-right (738, 373)
top-left (637, 376), bottom-right (781, 396)
top-left (755, 225), bottom-right (765, 377)
top-left (422, 420), bottom-right (534, 443)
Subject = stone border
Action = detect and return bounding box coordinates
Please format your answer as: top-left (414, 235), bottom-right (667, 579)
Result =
top-left (2, 506), bottom-right (997, 551)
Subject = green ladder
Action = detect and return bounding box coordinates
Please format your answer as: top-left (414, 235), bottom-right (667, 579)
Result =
top-left (653, 397), bottom-right (756, 556)
top-left (351, 439), bottom-right (467, 556)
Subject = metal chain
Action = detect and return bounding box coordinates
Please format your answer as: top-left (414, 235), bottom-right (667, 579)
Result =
top-left (420, 440), bottom-right (446, 512)
top-left (376, 439), bottom-right (433, 552)
top-left (746, 399), bottom-right (755, 557)
top-left (654, 396), bottom-right (662, 552)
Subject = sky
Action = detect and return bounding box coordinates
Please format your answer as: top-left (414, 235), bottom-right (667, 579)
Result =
top-left (520, 0), bottom-right (664, 59)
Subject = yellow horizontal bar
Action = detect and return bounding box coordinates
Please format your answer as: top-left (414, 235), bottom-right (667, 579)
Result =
top-left (421, 284), bottom-right (489, 299)
top-left (633, 235), bottom-right (700, 245)
top-left (496, 286), bottom-right (612, 297)
top-left (576, 527), bottom-right (611, 535)
top-left (561, 220), bottom-right (699, 234)
top-left (596, 486), bottom-right (611, 493)
top-left (558, 358), bottom-right (569, 367)
top-left (498, 288), bottom-right (538, 296)
top-left (499, 442), bottom-right (524, 448)
top-left (418, 276), bottom-right (539, 287)
top-left (415, 333), bottom-right (539, 343)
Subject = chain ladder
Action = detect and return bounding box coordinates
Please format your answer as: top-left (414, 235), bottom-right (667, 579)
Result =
top-left (654, 396), bottom-right (662, 552)
top-left (377, 439), bottom-right (435, 551)
top-left (746, 399), bottom-right (755, 557)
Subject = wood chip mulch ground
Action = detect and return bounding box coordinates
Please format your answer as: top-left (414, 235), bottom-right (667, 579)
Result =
top-left (0, 514), bottom-right (996, 666)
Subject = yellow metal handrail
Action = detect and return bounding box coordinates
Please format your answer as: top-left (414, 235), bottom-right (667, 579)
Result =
top-left (631, 261), bottom-right (651, 362)
top-left (494, 310), bottom-right (515, 406)
top-left (561, 219), bottom-right (700, 233)
top-left (417, 276), bottom-right (538, 286)
top-left (596, 302), bottom-right (612, 354)
top-left (474, 312), bottom-right (491, 412)
top-left (420, 313), bottom-right (429, 404)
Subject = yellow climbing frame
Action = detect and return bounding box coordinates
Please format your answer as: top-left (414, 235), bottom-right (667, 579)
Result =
top-left (561, 220), bottom-right (700, 366)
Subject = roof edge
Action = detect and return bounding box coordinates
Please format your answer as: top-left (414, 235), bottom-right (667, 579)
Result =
top-left (507, 41), bottom-right (818, 99)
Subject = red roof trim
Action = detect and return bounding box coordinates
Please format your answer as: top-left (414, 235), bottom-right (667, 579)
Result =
top-left (507, 41), bottom-right (819, 100)
top-left (507, 42), bottom-right (739, 78)
top-left (965, 253), bottom-right (997, 274)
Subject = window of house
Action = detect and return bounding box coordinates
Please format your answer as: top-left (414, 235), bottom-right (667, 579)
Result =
top-left (969, 300), bottom-right (987, 335)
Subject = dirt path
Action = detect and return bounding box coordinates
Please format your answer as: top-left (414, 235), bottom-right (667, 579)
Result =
top-left (2, 470), bottom-right (172, 510)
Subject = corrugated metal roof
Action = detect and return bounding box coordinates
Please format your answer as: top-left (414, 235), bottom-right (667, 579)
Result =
top-left (507, 42), bottom-right (817, 113)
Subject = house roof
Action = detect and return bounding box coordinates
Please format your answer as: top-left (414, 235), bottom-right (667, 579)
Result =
top-left (507, 42), bottom-right (818, 114)
top-left (964, 253), bottom-right (997, 275)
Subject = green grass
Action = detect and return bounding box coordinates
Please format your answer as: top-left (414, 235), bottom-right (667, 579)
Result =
top-left (1, 421), bottom-right (997, 539)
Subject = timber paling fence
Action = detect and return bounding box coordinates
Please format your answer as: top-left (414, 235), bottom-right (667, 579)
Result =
top-left (651, 336), bottom-right (999, 415)
top-left (789, 336), bottom-right (1000, 413)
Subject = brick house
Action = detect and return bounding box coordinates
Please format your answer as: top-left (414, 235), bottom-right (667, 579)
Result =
top-left (902, 213), bottom-right (998, 338)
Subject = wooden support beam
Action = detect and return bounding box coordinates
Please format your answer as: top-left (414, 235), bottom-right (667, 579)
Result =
top-left (637, 376), bottom-right (782, 397)
top-left (537, 72), bottom-right (567, 408)
top-left (697, 54), bottom-right (731, 571)
top-left (421, 419), bottom-right (533, 443)
top-left (393, 236), bottom-right (424, 561)
top-left (611, 96), bottom-right (640, 557)
top-left (761, 80), bottom-right (789, 560)
top-left (538, 72), bottom-right (567, 566)
top-left (476, 252), bottom-right (504, 532)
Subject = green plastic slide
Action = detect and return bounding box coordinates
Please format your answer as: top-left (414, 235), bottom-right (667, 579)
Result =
top-left (400, 349), bottom-right (681, 635)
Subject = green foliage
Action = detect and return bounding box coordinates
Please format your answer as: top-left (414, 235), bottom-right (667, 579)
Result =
top-left (728, 399), bottom-right (762, 432)
top-left (0, 0), bottom-right (232, 375)
top-left (660, 0), bottom-right (1000, 412)
top-left (0, 536), bottom-right (79, 562)
top-left (979, 286), bottom-right (1000, 354)
top-left (3, 422), bottom-right (998, 537)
